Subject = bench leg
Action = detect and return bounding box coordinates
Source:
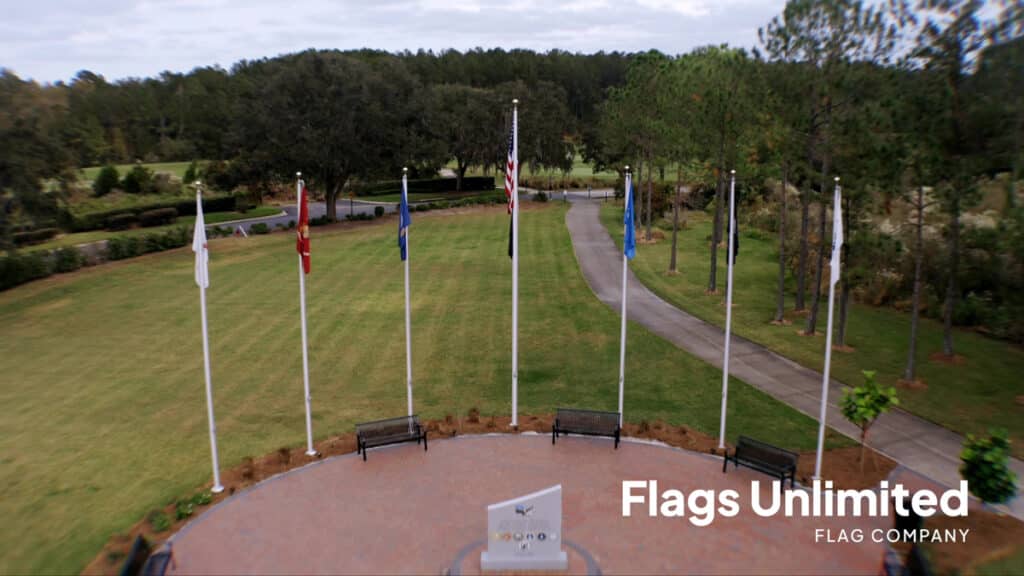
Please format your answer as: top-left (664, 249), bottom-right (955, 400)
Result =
top-left (423, 433), bottom-right (428, 452)
top-left (614, 430), bottom-right (619, 449)
top-left (552, 426), bottom-right (557, 445)
top-left (722, 455), bottom-right (729, 474)
top-left (362, 443), bottom-right (368, 461)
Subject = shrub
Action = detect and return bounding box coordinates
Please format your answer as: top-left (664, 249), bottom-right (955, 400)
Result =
top-left (70, 194), bottom-right (234, 233)
top-left (13, 227), bottom-right (59, 247)
top-left (138, 208), bottom-right (178, 228)
top-left (52, 247), bottom-right (82, 273)
top-left (105, 213), bottom-right (136, 231)
top-left (374, 205), bottom-right (385, 218)
top-left (0, 251), bottom-right (52, 291)
top-left (106, 236), bottom-right (141, 260)
top-left (148, 511), bottom-right (171, 533)
top-left (840, 370), bottom-right (899, 471)
top-left (202, 160), bottom-right (239, 192)
top-left (121, 164), bottom-right (153, 194)
top-left (93, 165), bottom-right (120, 197)
top-left (149, 173), bottom-right (179, 196)
top-left (174, 500), bottom-right (194, 520)
top-left (534, 191), bottom-right (549, 202)
top-left (309, 215), bottom-right (330, 226)
top-left (960, 429), bottom-right (1017, 504)
top-left (249, 223), bottom-right (270, 235)
top-left (287, 220), bottom-right (296, 230)
top-left (183, 160), bottom-right (200, 184)
top-left (190, 491), bottom-right (213, 506)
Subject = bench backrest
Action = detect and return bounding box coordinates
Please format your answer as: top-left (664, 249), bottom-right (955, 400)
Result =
top-left (736, 436), bottom-right (798, 470)
top-left (357, 415), bottom-right (420, 438)
top-left (556, 408), bottom-right (620, 433)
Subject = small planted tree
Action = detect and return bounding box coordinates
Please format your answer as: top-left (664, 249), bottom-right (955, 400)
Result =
top-left (92, 165), bottom-right (120, 197)
top-left (960, 429), bottom-right (1018, 505)
top-left (840, 370), bottom-right (899, 472)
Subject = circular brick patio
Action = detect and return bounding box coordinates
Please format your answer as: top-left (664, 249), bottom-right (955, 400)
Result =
top-left (167, 434), bottom-right (887, 574)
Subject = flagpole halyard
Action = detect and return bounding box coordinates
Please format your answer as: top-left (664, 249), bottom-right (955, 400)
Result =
top-left (814, 177), bottom-right (842, 479)
top-left (194, 181), bottom-right (224, 493)
top-left (402, 167), bottom-right (413, 418)
top-left (296, 172), bottom-right (316, 457)
top-left (719, 170), bottom-right (737, 450)
top-left (511, 99), bottom-right (519, 429)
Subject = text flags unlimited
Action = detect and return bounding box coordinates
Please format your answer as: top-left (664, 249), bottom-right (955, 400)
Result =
top-left (814, 177), bottom-right (843, 479)
top-left (192, 182), bottom-right (223, 493)
top-left (295, 173), bottom-right (316, 456)
top-left (618, 168), bottom-right (634, 427)
top-left (400, 168), bottom-right (414, 417)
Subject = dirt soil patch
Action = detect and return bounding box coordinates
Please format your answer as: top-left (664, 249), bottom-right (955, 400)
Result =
top-left (925, 509), bottom-right (1024, 575)
top-left (929, 351), bottom-right (967, 365)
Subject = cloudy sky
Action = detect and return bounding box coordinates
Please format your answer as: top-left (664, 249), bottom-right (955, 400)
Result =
top-left (2, 0), bottom-right (785, 83)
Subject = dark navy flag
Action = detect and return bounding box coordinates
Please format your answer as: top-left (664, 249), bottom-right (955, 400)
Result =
top-left (728, 192), bottom-right (739, 265)
top-left (399, 176), bottom-right (411, 261)
top-left (624, 173), bottom-right (636, 260)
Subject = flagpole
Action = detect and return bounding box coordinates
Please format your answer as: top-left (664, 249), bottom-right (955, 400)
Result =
top-left (511, 98), bottom-right (519, 428)
top-left (814, 177), bottom-right (841, 479)
top-left (719, 170), bottom-right (737, 450)
top-left (618, 167), bottom-right (631, 427)
top-left (196, 181), bottom-right (224, 493)
top-left (403, 167), bottom-right (413, 417)
top-left (297, 173), bottom-right (316, 456)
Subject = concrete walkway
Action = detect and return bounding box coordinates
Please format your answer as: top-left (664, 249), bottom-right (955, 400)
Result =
top-left (564, 194), bottom-right (1024, 518)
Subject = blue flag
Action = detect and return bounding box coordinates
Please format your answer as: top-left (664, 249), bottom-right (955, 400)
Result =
top-left (623, 173), bottom-right (636, 260)
top-left (399, 176), bottom-right (411, 261)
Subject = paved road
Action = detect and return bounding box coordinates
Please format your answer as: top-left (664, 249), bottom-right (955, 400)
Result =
top-left (565, 193), bottom-right (1024, 518)
top-left (211, 200), bottom-right (397, 233)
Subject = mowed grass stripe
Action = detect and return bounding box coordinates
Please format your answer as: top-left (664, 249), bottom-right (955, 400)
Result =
top-left (0, 204), bottom-right (840, 573)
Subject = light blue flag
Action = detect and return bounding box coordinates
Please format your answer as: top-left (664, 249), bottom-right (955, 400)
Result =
top-left (623, 173), bottom-right (636, 260)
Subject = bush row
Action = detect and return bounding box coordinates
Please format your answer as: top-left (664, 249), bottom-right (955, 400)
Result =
top-left (106, 227), bottom-right (190, 260)
top-left (0, 248), bottom-right (84, 291)
top-left (354, 177), bottom-right (494, 196)
top-left (13, 228), bottom-right (60, 247)
top-left (64, 194), bottom-right (234, 233)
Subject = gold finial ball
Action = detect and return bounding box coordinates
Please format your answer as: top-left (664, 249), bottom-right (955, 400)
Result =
top-left (513, 98), bottom-right (519, 105)
top-left (835, 176), bottom-right (840, 182)
top-left (403, 167), bottom-right (408, 173)
top-left (625, 165), bottom-right (630, 171)
top-left (730, 169), bottom-right (736, 175)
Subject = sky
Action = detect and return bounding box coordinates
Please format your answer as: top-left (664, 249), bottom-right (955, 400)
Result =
top-left (1, 0), bottom-right (785, 84)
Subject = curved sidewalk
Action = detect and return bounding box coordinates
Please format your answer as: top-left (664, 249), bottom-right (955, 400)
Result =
top-left (564, 196), bottom-right (1023, 518)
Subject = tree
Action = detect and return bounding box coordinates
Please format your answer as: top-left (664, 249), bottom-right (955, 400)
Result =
top-left (121, 164), bottom-right (152, 194)
top-left (429, 84), bottom-right (500, 191)
top-left (93, 165), bottom-right (119, 197)
top-left (960, 429), bottom-right (1018, 504)
top-left (840, 369), bottom-right (899, 471)
top-left (912, 0), bottom-right (991, 357)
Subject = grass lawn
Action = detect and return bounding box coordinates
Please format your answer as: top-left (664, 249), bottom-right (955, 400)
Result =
top-left (79, 161), bottom-right (199, 183)
top-left (599, 203), bottom-right (1024, 457)
top-left (0, 204), bottom-right (848, 573)
top-left (25, 207), bottom-right (283, 252)
top-left (975, 547), bottom-right (1024, 575)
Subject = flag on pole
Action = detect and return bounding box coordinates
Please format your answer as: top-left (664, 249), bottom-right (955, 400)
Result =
top-left (296, 183), bottom-right (311, 274)
top-left (505, 123), bottom-right (516, 258)
top-left (830, 186), bottom-right (843, 287)
top-left (728, 192), bottom-right (740, 265)
top-left (399, 176), bottom-right (411, 261)
top-left (623, 174), bottom-right (636, 260)
top-left (192, 192), bottom-right (209, 288)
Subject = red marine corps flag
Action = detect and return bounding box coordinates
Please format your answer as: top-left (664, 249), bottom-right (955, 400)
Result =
top-left (296, 182), bottom-right (311, 274)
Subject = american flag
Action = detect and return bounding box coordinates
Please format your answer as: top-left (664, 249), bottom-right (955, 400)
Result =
top-left (504, 124), bottom-right (515, 214)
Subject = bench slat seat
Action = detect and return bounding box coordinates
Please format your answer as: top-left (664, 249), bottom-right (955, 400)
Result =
top-left (552, 408), bottom-right (621, 449)
top-left (356, 415), bottom-right (427, 461)
top-left (722, 435), bottom-right (798, 487)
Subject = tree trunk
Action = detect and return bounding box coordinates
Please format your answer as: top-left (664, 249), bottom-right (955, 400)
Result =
top-left (942, 204), bottom-right (960, 357)
top-left (774, 164), bottom-right (789, 323)
top-left (806, 99), bottom-right (832, 335)
top-left (645, 155), bottom-right (653, 241)
top-left (456, 160), bottom-right (467, 192)
top-left (636, 158), bottom-right (644, 229)
top-left (709, 173), bottom-right (724, 292)
top-left (670, 168), bottom-right (682, 273)
top-left (796, 188), bottom-right (809, 311)
top-left (836, 193), bottom-right (852, 347)
top-left (325, 183), bottom-right (340, 222)
top-left (904, 186), bottom-right (925, 381)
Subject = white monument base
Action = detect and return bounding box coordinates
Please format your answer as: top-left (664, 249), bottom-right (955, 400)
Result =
top-left (481, 550), bottom-right (568, 571)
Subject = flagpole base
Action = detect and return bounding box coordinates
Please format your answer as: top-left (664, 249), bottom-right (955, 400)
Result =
top-left (305, 450), bottom-right (319, 457)
top-left (211, 484), bottom-right (225, 494)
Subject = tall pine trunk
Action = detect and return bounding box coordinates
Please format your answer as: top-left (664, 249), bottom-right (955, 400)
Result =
top-left (774, 164), bottom-right (789, 323)
top-left (836, 194), bottom-right (851, 347)
top-left (942, 203), bottom-right (960, 357)
top-left (636, 158), bottom-right (644, 230)
top-left (646, 154), bottom-right (653, 241)
top-left (796, 189), bottom-right (809, 311)
top-left (670, 168), bottom-right (682, 273)
top-left (904, 185), bottom-right (925, 381)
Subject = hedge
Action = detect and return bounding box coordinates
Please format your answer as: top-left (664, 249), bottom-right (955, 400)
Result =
top-left (65, 194), bottom-right (234, 233)
top-left (13, 228), bottom-right (60, 247)
top-left (106, 213), bottom-right (137, 231)
top-left (106, 227), bottom-right (190, 261)
top-left (354, 177), bottom-right (494, 197)
top-left (139, 208), bottom-right (178, 227)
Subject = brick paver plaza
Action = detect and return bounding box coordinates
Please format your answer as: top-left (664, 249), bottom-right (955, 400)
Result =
top-left (168, 434), bottom-right (888, 574)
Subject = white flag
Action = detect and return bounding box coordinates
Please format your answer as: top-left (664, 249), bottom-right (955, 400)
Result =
top-left (192, 192), bottom-right (209, 288)
top-left (830, 185), bottom-right (843, 287)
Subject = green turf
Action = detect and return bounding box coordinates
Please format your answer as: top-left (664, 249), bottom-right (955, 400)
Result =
top-left (26, 207), bottom-right (283, 252)
top-left (974, 547), bottom-right (1024, 575)
top-left (599, 203), bottom-right (1024, 456)
top-left (0, 205), bottom-right (847, 573)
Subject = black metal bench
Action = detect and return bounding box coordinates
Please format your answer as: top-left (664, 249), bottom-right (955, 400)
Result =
top-left (722, 435), bottom-right (798, 487)
top-left (140, 544), bottom-right (174, 576)
top-left (552, 408), bottom-right (621, 449)
top-left (118, 535), bottom-right (150, 576)
top-left (356, 414), bottom-right (427, 461)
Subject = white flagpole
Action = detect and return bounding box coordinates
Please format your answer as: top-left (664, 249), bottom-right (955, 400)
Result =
top-left (814, 176), bottom-right (842, 479)
top-left (403, 168), bottom-right (413, 417)
top-left (297, 173), bottom-right (316, 456)
top-left (195, 181), bottom-right (224, 493)
top-left (511, 99), bottom-right (519, 428)
top-left (618, 168), bottom-right (631, 427)
top-left (719, 170), bottom-right (737, 450)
